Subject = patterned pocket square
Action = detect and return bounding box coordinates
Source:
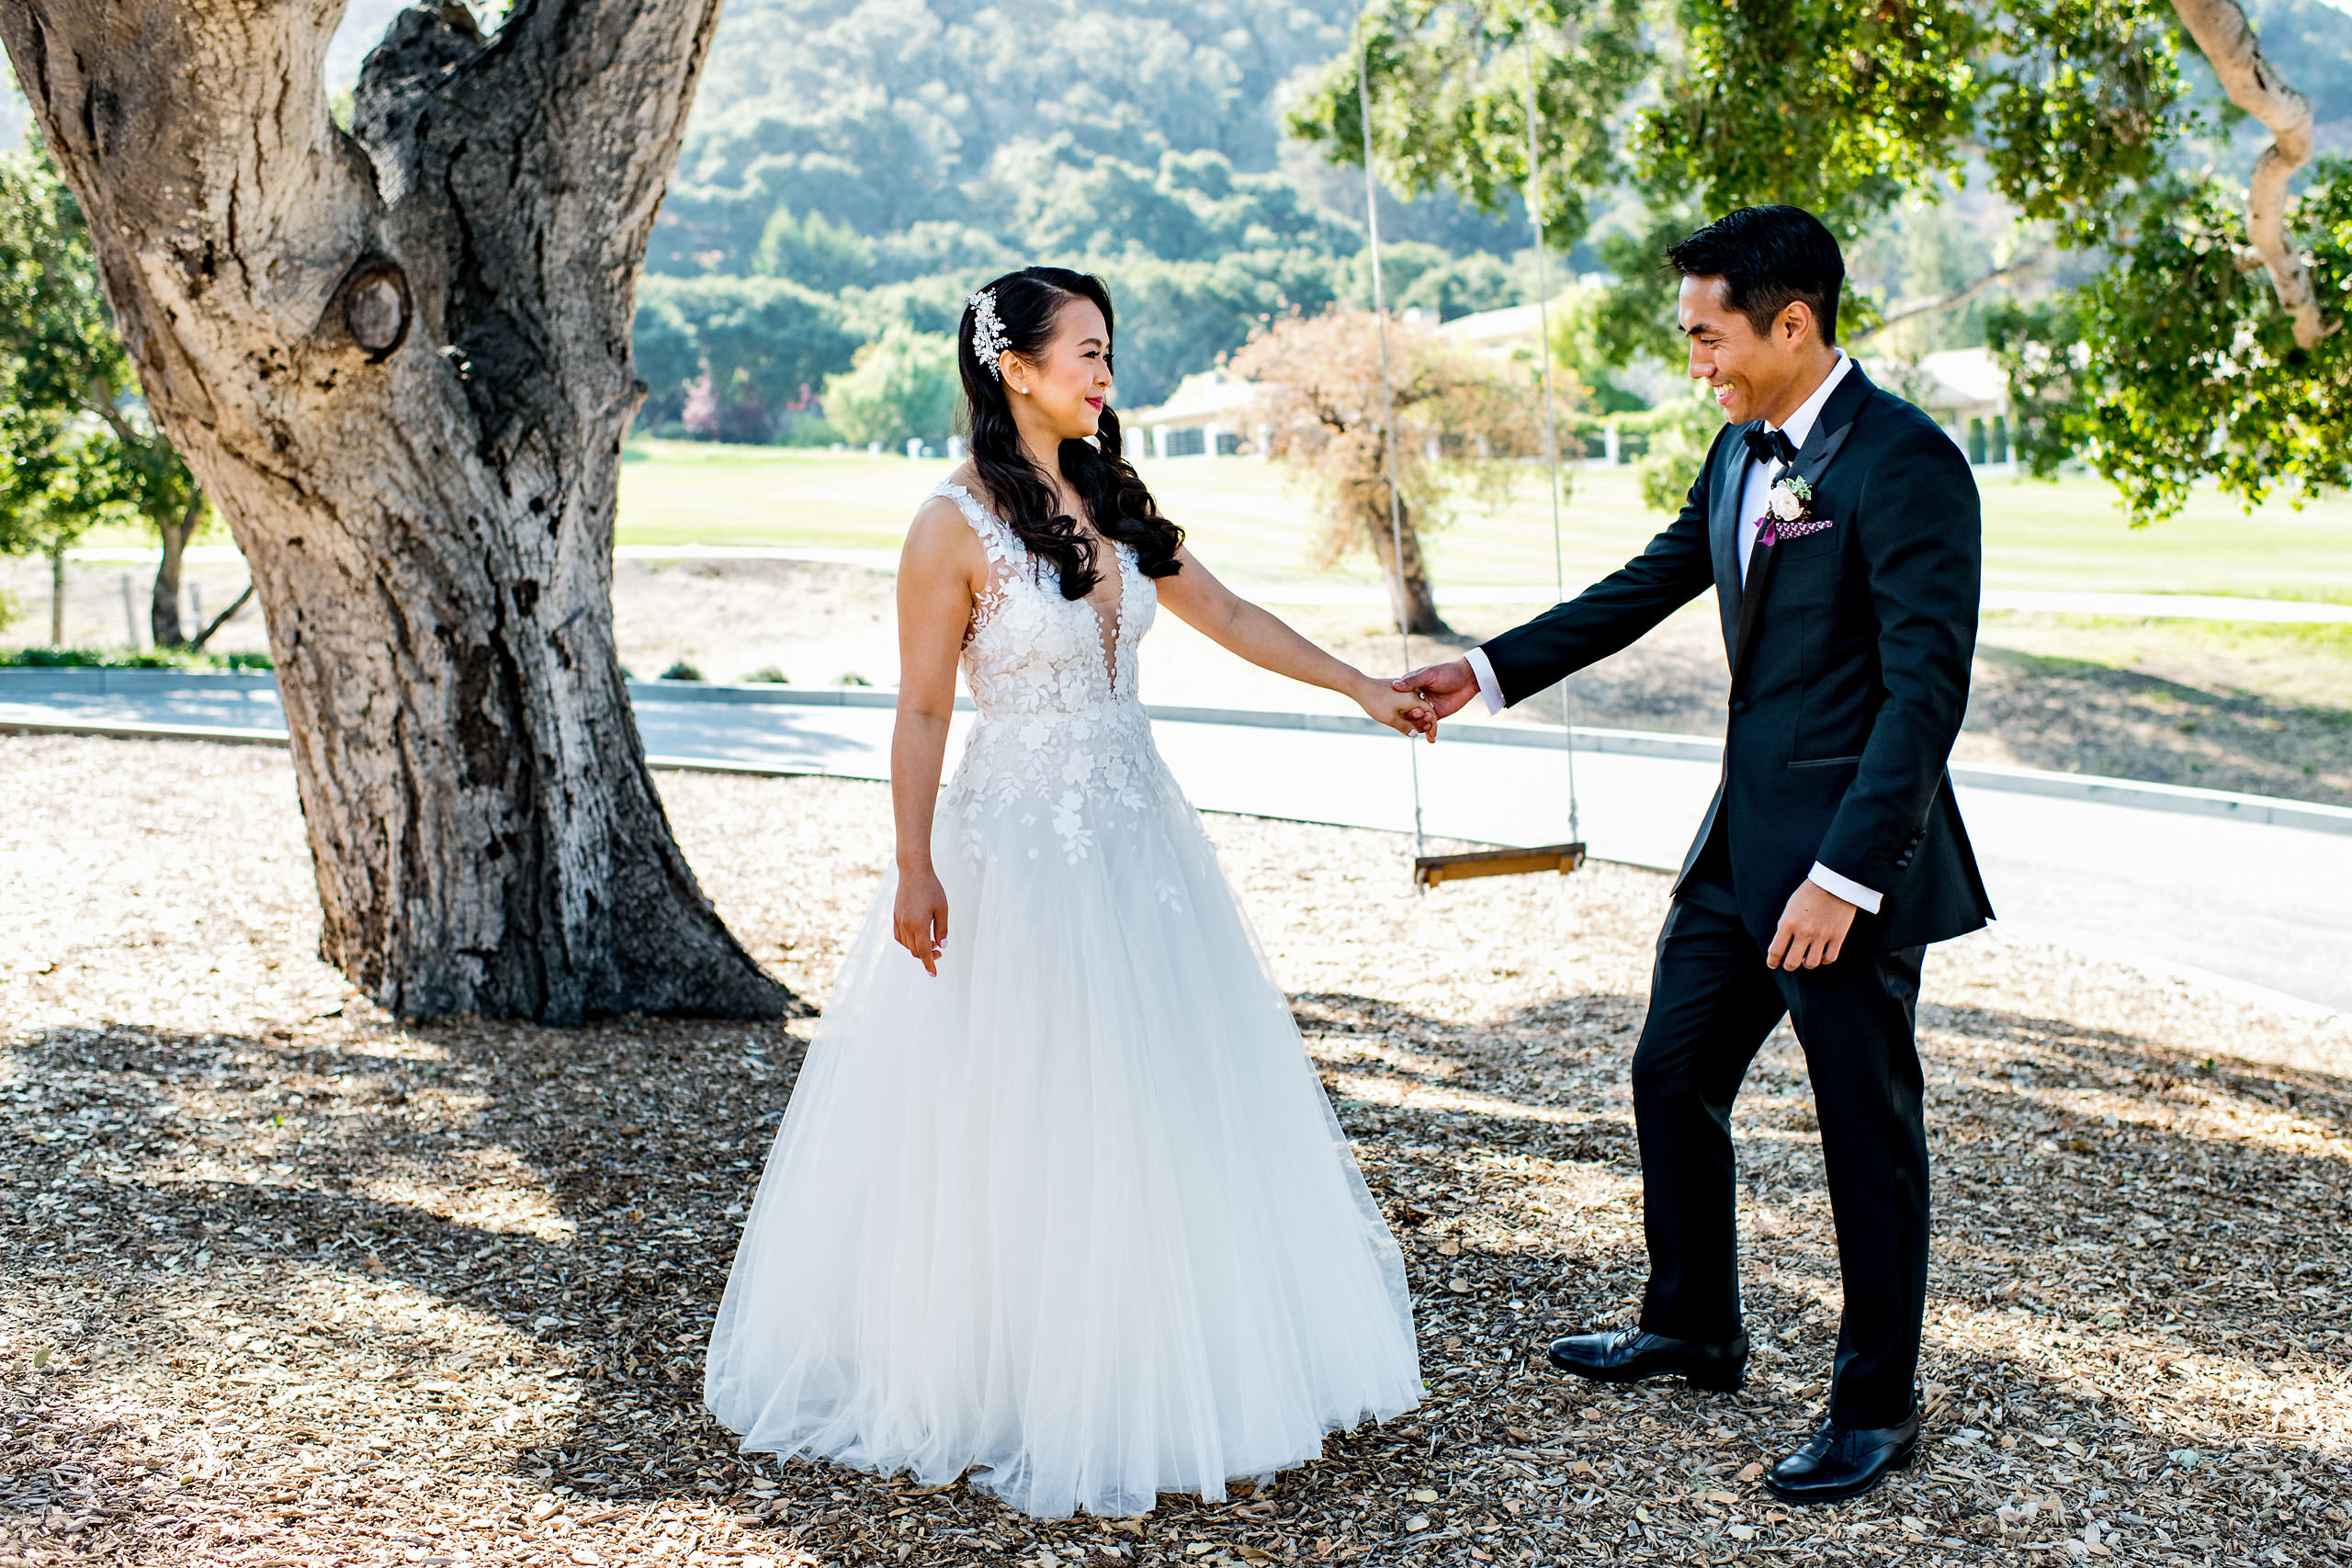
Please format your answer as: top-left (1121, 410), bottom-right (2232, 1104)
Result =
top-left (1760, 515), bottom-right (1836, 547)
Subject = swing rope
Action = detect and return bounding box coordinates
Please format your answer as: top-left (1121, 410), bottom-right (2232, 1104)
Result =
top-left (1524, 31), bottom-right (1583, 849)
top-left (1355, 3), bottom-right (1429, 865)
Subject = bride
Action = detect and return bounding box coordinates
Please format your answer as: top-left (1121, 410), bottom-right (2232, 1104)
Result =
top-left (703, 265), bottom-right (1427, 1519)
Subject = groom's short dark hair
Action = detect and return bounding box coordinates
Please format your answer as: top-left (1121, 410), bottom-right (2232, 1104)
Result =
top-left (1667, 206), bottom-right (1845, 346)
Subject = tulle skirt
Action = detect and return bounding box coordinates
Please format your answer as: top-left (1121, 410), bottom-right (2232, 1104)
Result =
top-left (702, 744), bottom-right (1421, 1518)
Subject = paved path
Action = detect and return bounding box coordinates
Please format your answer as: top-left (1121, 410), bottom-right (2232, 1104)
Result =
top-left (59, 546), bottom-right (2352, 623)
top-left (6, 671), bottom-right (2347, 1013)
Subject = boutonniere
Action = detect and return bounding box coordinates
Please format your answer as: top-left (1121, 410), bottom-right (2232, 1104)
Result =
top-left (1759, 475), bottom-right (1833, 546)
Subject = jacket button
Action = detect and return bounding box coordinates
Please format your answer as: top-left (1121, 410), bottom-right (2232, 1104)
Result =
top-left (1731, 699), bottom-right (1748, 715)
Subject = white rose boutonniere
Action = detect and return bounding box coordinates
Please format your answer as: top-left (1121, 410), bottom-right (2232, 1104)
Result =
top-left (1759, 475), bottom-right (1832, 546)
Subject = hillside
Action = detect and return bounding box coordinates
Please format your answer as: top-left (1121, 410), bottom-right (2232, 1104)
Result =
top-left (634, 0), bottom-right (1532, 411)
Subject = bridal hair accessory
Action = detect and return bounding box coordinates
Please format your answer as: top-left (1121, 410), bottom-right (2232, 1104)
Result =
top-left (1758, 475), bottom-right (1831, 547)
top-left (967, 289), bottom-right (1010, 378)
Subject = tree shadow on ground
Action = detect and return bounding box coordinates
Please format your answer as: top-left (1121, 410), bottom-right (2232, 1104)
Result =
top-left (1967, 643), bottom-right (2352, 807)
top-left (5, 976), bottom-right (2348, 1566)
top-left (1281, 985), bottom-right (2352, 1560)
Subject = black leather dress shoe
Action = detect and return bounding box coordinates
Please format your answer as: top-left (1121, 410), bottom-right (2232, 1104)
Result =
top-left (1762, 1406), bottom-right (1922, 1504)
top-left (1543, 1326), bottom-right (1748, 1393)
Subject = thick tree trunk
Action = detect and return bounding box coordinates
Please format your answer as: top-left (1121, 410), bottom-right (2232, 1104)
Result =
top-left (0, 0), bottom-right (787, 1021)
top-left (150, 496), bottom-right (200, 649)
top-left (1363, 495), bottom-right (1452, 638)
top-left (2169, 0), bottom-right (2336, 350)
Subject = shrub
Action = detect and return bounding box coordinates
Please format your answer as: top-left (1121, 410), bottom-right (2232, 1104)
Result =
top-left (0, 647), bottom-right (272, 671)
top-left (659, 660), bottom-right (705, 682)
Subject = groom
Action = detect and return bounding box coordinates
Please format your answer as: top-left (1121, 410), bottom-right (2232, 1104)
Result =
top-left (1400, 205), bottom-right (1993, 1504)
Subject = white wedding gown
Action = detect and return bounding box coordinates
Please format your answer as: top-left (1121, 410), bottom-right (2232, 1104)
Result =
top-left (703, 481), bottom-right (1421, 1519)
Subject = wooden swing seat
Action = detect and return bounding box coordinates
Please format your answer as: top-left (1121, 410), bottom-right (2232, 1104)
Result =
top-left (1414, 841), bottom-right (1586, 888)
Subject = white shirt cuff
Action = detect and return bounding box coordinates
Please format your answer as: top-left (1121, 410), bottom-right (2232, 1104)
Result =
top-left (1463, 647), bottom-right (1506, 716)
top-left (1808, 861), bottom-right (1883, 915)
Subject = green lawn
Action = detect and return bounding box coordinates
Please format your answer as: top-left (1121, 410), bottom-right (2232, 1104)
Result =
top-left (613, 440), bottom-right (2352, 600)
top-left (62, 437), bottom-right (2352, 601)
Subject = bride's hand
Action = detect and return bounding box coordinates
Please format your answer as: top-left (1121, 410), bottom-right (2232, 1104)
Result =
top-left (1351, 674), bottom-right (1438, 739)
top-left (894, 865), bottom-right (950, 976)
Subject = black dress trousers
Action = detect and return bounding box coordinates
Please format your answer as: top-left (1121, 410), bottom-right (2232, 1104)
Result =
top-left (1628, 859), bottom-right (1929, 1431)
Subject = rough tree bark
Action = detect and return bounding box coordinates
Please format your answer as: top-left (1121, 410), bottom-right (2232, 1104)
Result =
top-left (2169, 0), bottom-right (2337, 350)
top-left (0, 0), bottom-right (788, 1022)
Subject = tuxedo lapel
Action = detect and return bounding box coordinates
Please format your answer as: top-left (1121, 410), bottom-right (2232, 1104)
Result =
top-left (1728, 371), bottom-right (1875, 693)
top-left (1710, 426), bottom-right (1753, 650)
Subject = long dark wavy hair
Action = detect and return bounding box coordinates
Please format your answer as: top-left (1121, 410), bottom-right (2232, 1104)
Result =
top-left (957, 266), bottom-right (1182, 600)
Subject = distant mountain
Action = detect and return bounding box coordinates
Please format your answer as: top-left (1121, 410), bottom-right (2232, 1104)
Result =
top-left (648, 0), bottom-right (1523, 277)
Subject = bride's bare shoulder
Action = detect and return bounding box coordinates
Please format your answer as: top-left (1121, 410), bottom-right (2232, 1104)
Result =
top-left (903, 482), bottom-right (990, 581)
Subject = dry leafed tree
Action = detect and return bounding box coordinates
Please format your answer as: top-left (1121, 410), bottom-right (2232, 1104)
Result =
top-left (1231, 309), bottom-right (1555, 637)
top-left (0, 0), bottom-right (786, 1023)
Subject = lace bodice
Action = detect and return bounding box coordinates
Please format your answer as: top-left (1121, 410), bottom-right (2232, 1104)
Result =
top-left (933, 481), bottom-right (1171, 863)
top-left (939, 480), bottom-right (1153, 716)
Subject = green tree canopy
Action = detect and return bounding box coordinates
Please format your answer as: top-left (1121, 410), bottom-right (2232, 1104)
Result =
top-left (820, 326), bottom-right (960, 449)
top-left (0, 141), bottom-right (209, 645)
top-left (637, 275), bottom-right (860, 436)
top-left (753, 207), bottom-right (874, 292)
top-left (1291, 0), bottom-right (2344, 519)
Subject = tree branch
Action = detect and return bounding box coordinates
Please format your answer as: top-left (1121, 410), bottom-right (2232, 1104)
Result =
top-left (1849, 254), bottom-right (2041, 344)
top-left (2168, 0), bottom-right (2336, 350)
top-left (75, 374), bottom-right (143, 447)
top-left (187, 581), bottom-right (254, 651)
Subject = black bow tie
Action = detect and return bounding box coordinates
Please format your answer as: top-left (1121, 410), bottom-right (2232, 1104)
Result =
top-left (1743, 425), bottom-right (1799, 468)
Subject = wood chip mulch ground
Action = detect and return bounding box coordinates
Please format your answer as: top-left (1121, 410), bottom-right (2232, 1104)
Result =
top-left (4, 733), bottom-right (2349, 1567)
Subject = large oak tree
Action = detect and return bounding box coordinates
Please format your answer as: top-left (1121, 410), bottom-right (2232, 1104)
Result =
top-left (0, 0), bottom-right (787, 1022)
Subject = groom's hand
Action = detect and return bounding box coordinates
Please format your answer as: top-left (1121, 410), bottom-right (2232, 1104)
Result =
top-left (1768, 881), bottom-right (1858, 970)
top-left (1393, 659), bottom-right (1481, 727)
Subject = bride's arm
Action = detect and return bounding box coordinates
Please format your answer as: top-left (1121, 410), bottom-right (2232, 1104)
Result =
top-left (1155, 544), bottom-right (1432, 738)
top-left (890, 500), bottom-right (986, 976)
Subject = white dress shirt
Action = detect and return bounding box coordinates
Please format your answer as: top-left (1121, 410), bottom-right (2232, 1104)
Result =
top-left (1463, 350), bottom-right (1884, 913)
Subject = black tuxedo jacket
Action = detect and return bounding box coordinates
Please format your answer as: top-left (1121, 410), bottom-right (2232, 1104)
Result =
top-left (1482, 365), bottom-right (1994, 951)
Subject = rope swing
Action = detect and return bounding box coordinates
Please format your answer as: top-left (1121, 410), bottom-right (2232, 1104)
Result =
top-left (1408, 22), bottom-right (1588, 888)
top-left (1354, 3), bottom-right (1430, 870)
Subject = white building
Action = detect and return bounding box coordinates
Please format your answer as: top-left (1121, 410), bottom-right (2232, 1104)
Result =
top-left (1905, 347), bottom-right (2014, 466)
top-left (1435, 300), bottom-right (1551, 353)
top-left (1121, 368), bottom-right (1266, 459)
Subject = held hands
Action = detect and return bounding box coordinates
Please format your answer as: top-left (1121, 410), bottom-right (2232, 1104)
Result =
top-left (1391, 659), bottom-right (1482, 730)
top-left (894, 864), bottom-right (950, 977)
top-left (1351, 674), bottom-right (1440, 739)
top-left (1768, 880), bottom-right (1858, 970)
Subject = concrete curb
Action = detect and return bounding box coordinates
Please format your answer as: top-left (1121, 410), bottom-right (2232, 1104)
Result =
top-left (0, 716), bottom-right (876, 784)
top-left (0, 716), bottom-right (290, 748)
top-left (7, 669), bottom-right (2350, 837)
